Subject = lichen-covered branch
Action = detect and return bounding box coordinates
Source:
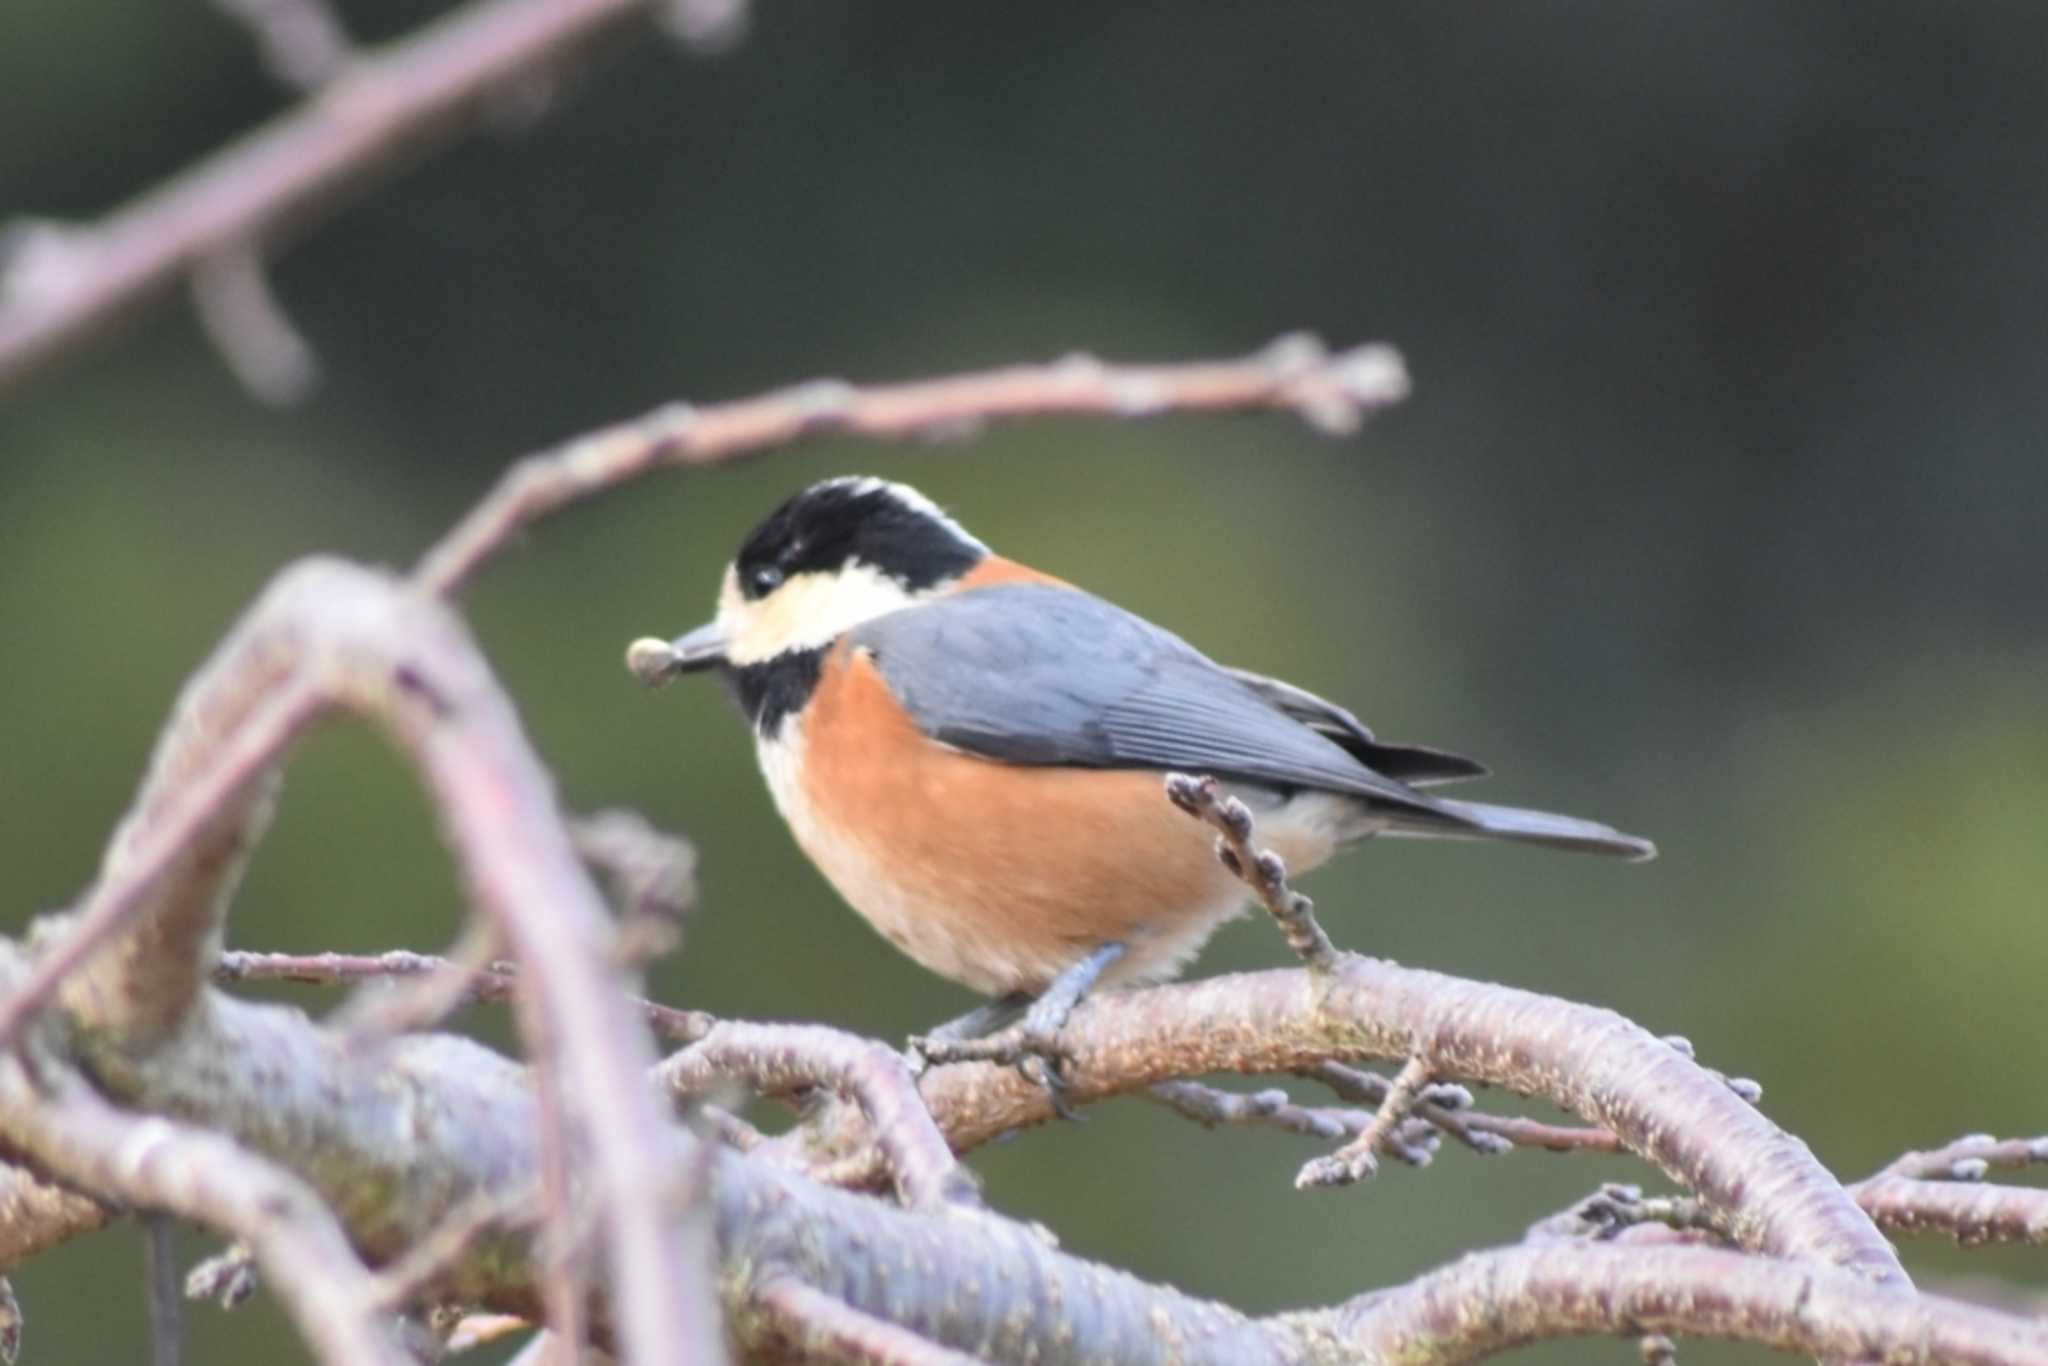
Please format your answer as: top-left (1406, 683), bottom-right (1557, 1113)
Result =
top-left (747, 1277), bottom-right (988, 1366)
top-left (1851, 1177), bottom-right (2048, 1248)
top-left (0, 1162), bottom-right (112, 1271)
top-left (0, 1053), bottom-right (408, 1366)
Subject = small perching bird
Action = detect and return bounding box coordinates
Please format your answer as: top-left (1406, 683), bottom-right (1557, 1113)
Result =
top-left (629, 477), bottom-right (1652, 1041)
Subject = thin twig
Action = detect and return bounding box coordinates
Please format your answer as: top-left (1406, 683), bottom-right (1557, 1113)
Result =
top-left (1148, 1080), bottom-right (1354, 1142)
top-left (213, 948), bottom-right (715, 1042)
top-left (415, 336), bottom-right (1409, 596)
top-left (1164, 774), bottom-right (1338, 970)
top-left (329, 924), bottom-right (509, 1039)
top-left (1302, 1060), bottom-right (1621, 1156)
top-left (189, 247), bottom-right (320, 404)
top-left (211, 0), bottom-right (355, 89)
top-left (570, 808), bottom-right (699, 965)
top-left (1295, 1055), bottom-right (1436, 1189)
top-left (1881, 1134), bottom-right (2048, 1183)
top-left (1145, 1080), bottom-right (1441, 1164)
top-left (660, 1022), bottom-right (972, 1210)
top-left (143, 1216), bottom-right (184, 1366)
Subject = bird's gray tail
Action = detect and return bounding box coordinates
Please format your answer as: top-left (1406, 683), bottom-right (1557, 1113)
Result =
top-left (1380, 797), bottom-right (1656, 861)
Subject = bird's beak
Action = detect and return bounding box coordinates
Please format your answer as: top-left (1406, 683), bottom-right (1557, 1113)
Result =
top-left (667, 621), bottom-right (729, 672)
top-left (624, 622), bottom-right (727, 689)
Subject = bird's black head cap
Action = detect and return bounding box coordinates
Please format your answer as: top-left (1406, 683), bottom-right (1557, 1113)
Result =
top-left (733, 477), bottom-right (986, 600)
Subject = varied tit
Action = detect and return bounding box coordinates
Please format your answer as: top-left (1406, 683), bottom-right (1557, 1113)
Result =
top-left (630, 477), bottom-right (1652, 1040)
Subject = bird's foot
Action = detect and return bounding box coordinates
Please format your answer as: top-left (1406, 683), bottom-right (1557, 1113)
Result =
top-left (907, 943), bottom-right (1126, 1119)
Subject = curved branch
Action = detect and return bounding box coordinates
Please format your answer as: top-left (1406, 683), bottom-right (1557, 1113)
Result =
top-left (905, 960), bottom-right (1907, 1287)
top-left (1335, 1243), bottom-right (2048, 1365)
top-left (413, 335), bottom-right (1409, 596)
top-left (8, 559), bottom-right (715, 1366)
top-left (660, 1021), bottom-right (972, 1211)
top-left (13, 933), bottom-right (2046, 1365)
top-left (0, 1057), bottom-right (408, 1366)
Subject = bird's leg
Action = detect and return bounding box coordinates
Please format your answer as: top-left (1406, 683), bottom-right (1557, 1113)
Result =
top-left (918, 993), bottom-right (1032, 1046)
top-left (1014, 941), bottom-right (1125, 1047)
top-left (909, 943), bottom-right (1125, 1112)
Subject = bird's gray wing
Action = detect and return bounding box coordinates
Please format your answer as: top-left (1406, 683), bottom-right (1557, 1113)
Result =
top-left (1220, 666), bottom-right (1489, 786)
top-left (848, 584), bottom-right (1443, 815)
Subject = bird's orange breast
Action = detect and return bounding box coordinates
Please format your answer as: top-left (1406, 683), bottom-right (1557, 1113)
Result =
top-left (766, 637), bottom-right (1242, 995)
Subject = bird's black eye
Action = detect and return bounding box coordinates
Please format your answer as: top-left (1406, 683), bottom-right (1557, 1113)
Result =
top-left (748, 564), bottom-right (785, 596)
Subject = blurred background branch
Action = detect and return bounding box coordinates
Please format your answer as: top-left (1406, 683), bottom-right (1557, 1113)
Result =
top-left (0, 0), bottom-right (684, 396)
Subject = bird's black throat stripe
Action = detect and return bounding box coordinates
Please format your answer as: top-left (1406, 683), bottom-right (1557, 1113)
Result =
top-left (722, 646), bottom-right (826, 736)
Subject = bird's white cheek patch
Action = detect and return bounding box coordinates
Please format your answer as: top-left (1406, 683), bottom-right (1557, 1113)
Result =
top-left (724, 564), bottom-right (920, 665)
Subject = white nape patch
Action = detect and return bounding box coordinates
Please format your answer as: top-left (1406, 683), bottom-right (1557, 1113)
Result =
top-left (820, 476), bottom-right (989, 553)
top-left (719, 559), bottom-right (923, 665)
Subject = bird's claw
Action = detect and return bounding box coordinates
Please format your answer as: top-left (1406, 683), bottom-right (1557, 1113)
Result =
top-left (908, 1020), bottom-right (1083, 1118)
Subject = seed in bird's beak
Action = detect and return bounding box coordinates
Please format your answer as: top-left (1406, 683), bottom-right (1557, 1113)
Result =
top-left (626, 637), bottom-right (684, 688)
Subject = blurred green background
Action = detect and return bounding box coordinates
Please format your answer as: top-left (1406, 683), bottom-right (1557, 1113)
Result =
top-left (5, 3), bottom-right (2045, 1362)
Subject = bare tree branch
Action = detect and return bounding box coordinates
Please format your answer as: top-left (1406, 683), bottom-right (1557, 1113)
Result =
top-left (210, 0), bottom-right (355, 90)
top-left (0, 1057), bottom-right (408, 1366)
top-left (659, 1022), bottom-right (971, 1211)
top-left (1881, 1134), bottom-right (2048, 1182)
top-left (1301, 1060), bottom-right (1615, 1157)
top-left (1166, 773), bottom-right (1337, 970)
top-left (0, 1160), bottom-right (113, 1271)
top-left (748, 1276), bottom-right (987, 1366)
top-left (215, 947), bottom-right (716, 1042)
top-left (1295, 1054), bottom-right (1437, 1189)
top-left (143, 1214), bottom-right (184, 1366)
top-left (418, 335), bottom-right (1410, 597)
top-left (1851, 1177), bottom-right (2048, 1248)
top-left (188, 245), bottom-right (322, 405)
top-left (1144, 1079), bottom-right (1431, 1152)
top-left (899, 955), bottom-right (1907, 1288)
top-left (1335, 1243), bottom-right (2048, 1365)
top-left (0, 0), bottom-right (658, 393)
top-left (6, 560), bottom-right (718, 1366)
top-left (570, 809), bottom-right (700, 962)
